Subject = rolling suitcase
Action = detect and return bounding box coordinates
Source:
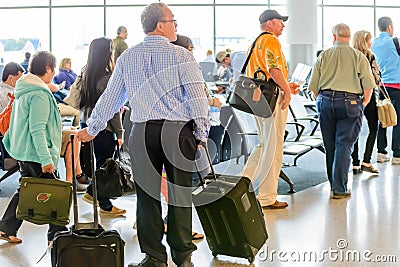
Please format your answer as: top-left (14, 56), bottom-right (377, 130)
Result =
top-left (51, 136), bottom-right (125, 267)
top-left (192, 147), bottom-right (268, 263)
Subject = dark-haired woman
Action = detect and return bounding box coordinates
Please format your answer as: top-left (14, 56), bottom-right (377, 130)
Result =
top-left (80, 37), bottom-right (126, 216)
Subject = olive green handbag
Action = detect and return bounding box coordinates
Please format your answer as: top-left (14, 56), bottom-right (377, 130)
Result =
top-left (17, 177), bottom-right (72, 226)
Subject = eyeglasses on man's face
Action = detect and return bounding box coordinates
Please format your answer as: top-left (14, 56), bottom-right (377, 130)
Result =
top-left (159, 19), bottom-right (177, 26)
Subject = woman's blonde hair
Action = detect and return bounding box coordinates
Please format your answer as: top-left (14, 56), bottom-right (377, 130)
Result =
top-left (352, 30), bottom-right (373, 61)
top-left (59, 58), bottom-right (71, 69)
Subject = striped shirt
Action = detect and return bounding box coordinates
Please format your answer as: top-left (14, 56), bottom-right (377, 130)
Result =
top-left (86, 35), bottom-right (210, 141)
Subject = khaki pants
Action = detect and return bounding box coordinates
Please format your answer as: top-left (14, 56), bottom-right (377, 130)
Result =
top-left (58, 103), bottom-right (80, 126)
top-left (243, 92), bottom-right (288, 206)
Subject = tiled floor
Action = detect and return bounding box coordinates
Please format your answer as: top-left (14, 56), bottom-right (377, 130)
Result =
top-left (0, 158), bottom-right (399, 266)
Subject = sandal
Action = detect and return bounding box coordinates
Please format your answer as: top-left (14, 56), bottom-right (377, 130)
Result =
top-left (192, 231), bottom-right (204, 240)
top-left (361, 164), bottom-right (379, 174)
top-left (0, 231), bottom-right (22, 243)
top-left (163, 224), bottom-right (204, 240)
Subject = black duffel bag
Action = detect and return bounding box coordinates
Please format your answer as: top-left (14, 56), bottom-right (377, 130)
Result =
top-left (96, 144), bottom-right (135, 198)
top-left (226, 31), bottom-right (279, 118)
top-left (228, 69), bottom-right (279, 118)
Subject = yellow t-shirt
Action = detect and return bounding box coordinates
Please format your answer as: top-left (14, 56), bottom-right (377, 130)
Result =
top-left (246, 32), bottom-right (288, 81)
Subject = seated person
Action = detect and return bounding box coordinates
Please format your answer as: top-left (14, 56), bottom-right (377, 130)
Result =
top-left (61, 127), bottom-right (90, 191)
top-left (20, 52), bottom-right (30, 74)
top-left (0, 62), bottom-right (25, 112)
top-left (48, 84), bottom-right (88, 190)
top-left (54, 58), bottom-right (77, 89)
top-left (48, 83), bottom-right (80, 127)
top-left (215, 50), bottom-right (232, 93)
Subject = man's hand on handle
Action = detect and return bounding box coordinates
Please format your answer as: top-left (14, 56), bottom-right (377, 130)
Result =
top-left (75, 128), bottom-right (96, 143)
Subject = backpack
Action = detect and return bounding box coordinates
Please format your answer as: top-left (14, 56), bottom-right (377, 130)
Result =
top-left (0, 93), bottom-right (14, 135)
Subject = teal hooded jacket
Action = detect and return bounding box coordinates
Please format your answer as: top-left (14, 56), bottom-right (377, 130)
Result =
top-left (3, 73), bottom-right (62, 169)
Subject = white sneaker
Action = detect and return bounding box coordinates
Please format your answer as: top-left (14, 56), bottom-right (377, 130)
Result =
top-left (377, 153), bottom-right (390, 163)
top-left (391, 157), bottom-right (400, 165)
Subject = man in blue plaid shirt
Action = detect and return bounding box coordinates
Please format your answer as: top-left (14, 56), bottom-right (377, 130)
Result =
top-left (76, 3), bottom-right (209, 267)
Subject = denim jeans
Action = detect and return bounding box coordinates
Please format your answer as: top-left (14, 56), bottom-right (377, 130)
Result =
top-left (377, 86), bottom-right (400, 158)
top-left (317, 91), bottom-right (364, 194)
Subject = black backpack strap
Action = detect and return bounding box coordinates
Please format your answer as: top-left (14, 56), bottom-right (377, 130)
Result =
top-left (241, 32), bottom-right (273, 74)
top-left (393, 37), bottom-right (400, 56)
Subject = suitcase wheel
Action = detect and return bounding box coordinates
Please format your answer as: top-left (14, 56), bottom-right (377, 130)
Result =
top-left (248, 255), bottom-right (255, 263)
top-left (212, 252), bottom-right (218, 258)
top-left (245, 243), bottom-right (255, 263)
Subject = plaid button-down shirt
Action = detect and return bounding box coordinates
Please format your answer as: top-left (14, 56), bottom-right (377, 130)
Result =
top-left (86, 35), bottom-right (210, 141)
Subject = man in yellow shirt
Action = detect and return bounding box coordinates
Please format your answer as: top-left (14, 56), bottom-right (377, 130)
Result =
top-left (243, 10), bottom-right (300, 209)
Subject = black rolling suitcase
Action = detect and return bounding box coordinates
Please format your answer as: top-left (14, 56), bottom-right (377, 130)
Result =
top-left (192, 147), bottom-right (268, 263)
top-left (51, 136), bottom-right (125, 267)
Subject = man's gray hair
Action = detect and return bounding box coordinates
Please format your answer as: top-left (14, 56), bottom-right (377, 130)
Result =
top-left (332, 23), bottom-right (350, 38)
top-left (141, 2), bottom-right (168, 34)
top-left (117, 26), bottom-right (126, 35)
top-left (378, 16), bottom-right (393, 32)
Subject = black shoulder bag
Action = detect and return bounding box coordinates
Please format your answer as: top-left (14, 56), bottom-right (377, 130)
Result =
top-left (226, 32), bottom-right (279, 118)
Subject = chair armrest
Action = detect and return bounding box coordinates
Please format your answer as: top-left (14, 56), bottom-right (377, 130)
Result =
top-left (293, 117), bottom-right (319, 136)
top-left (237, 132), bottom-right (257, 136)
top-left (286, 122), bottom-right (305, 141)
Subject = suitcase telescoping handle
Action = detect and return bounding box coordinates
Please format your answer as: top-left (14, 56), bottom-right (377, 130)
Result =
top-left (113, 133), bottom-right (123, 161)
top-left (70, 134), bottom-right (79, 227)
top-left (195, 142), bottom-right (218, 187)
top-left (70, 134), bottom-right (99, 229)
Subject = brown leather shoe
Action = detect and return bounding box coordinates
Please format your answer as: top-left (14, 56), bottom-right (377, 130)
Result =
top-left (263, 200), bottom-right (288, 209)
top-left (332, 191), bottom-right (351, 199)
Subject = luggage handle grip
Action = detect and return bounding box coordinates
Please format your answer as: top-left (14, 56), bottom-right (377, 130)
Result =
top-left (195, 142), bottom-right (218, 188)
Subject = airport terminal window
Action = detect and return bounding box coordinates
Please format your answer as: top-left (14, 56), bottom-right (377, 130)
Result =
top-left (0, 0), bottom-right (47, 7)
top-left (270, 0), bottom-right (287, 4)
top-left (105, 0), bottom-right (153, 4)
top-left (3, 2), bottom-right (400, 69)
top-left (166, 0), bottom-right (213, 3)
top-left (376, 0), bottom-right (400, 5)
top-left (51, 0), bottom-right (103, 6)
top-left (171, 6), bottom-right (214, 61)
top-left (51, 7), bottom-right (104, 72)
top-left (216, 0), bottom-right (268, 3)
top-left (322, 6), bottom-right (374, 50)
top-left (0, 8), bottom-right (49, 64)
top-left (214, 5), bottom-right (284, 53)
top-left (323, 0), bottom-right (373, 5)
top-left (106, 6), bottom-right (146, 48)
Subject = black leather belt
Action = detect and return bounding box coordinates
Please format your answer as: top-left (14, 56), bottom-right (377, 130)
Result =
top-left (320, 90), bottom-right (362, 97)
top-left (135, 120), bottom-right (194, 129)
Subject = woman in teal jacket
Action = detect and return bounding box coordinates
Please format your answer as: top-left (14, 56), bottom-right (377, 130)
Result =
top-left (0, 51), bottom-right (67, 244)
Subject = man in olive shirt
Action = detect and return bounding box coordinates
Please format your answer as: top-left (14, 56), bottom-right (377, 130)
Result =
top-left (113, 26), bottom-right (128, 63)
top-left (308, 23), bottom-right (375, 199)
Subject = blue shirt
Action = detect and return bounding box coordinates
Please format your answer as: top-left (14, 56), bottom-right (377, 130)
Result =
top-left (86, 35), bottom-right (210, 141)
top-left (371, 32), bottom-right (400, 84)
top-left (54, 69), bottom-right (77, 89)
